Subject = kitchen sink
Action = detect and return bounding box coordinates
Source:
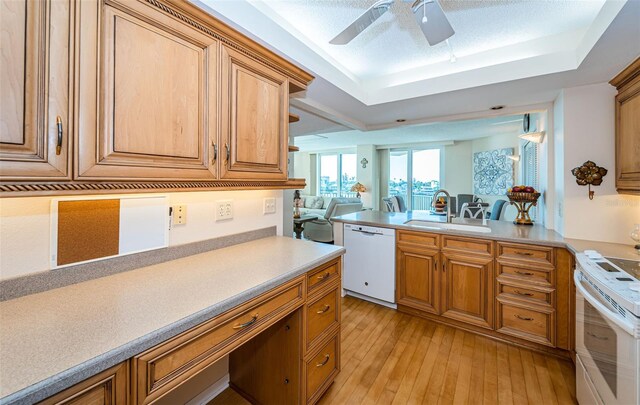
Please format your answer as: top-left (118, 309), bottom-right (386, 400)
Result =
top-left (404, 220), bottom-right (492, 233)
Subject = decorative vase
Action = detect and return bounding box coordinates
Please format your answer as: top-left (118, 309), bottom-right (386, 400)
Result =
top-left (506, 192), bottom-right (541, 225)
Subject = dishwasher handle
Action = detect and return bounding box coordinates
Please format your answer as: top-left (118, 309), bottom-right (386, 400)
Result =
top-left (353, 230), bottom-right (382, 236)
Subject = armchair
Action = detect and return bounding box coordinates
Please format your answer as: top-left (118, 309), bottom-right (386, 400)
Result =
top-left (303, 198), bottom-right (363, 243)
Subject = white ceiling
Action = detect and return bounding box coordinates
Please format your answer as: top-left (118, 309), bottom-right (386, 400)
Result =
top-left (294, 114), bottom-right (529, 151)
top-left (194, 0), bottom-right (639, 135)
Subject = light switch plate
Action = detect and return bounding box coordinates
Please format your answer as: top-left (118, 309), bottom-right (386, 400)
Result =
top-left (215, 200), bottom-right (233, 221)
top-left (263, 198), bottom-right (276, 214)
top-left (173, 205), bottom-right (187, 225)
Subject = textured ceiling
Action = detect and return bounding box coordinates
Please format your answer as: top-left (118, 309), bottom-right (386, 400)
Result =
top-left (261, 0), bottom-right (606, 78)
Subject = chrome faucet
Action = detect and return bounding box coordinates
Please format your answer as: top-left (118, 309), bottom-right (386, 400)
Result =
top-left (431, 189), bottom-right (453, 223)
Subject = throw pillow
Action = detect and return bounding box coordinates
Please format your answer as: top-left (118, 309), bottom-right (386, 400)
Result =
top-left (304, 196), bottom-right (317, 208)
top-left (311, 197), bottom-right (324, 209)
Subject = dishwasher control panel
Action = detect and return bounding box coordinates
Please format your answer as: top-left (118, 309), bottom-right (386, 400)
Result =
top-left (345, 224), bottom-right (395, 236)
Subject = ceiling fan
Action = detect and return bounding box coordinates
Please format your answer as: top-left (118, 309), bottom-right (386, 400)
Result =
top-left (329, 0), bottom-right (455, 46)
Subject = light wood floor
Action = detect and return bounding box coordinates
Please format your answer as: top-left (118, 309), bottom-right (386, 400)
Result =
top-left (210, 296), bottom-right (576, 405)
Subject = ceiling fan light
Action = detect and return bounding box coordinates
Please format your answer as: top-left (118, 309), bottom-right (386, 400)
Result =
top-left (519, 131), bottom-right (546, 143)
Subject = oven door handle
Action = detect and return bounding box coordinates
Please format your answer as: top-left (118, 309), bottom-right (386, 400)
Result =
top-left (574, 272), bottom-right (635, 336)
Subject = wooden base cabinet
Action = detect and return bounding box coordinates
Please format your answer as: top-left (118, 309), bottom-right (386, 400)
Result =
top-left (36, 362), bottom-right (128, 405)
top-left (0, 0), bottom-right (73, 181)
top-left (441, 252), bottom-right (494, 329)
top-left (396, 241), bottom-right (440, 315)
top-left (395, 231), bottom-right (574, 357)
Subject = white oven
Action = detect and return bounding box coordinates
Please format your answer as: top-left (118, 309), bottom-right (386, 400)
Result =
top-left (574, 258), bottom-right (640, 405)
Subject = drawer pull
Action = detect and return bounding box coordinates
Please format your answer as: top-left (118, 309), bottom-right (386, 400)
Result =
top-left (515, 314), bottom-right (534, 321)
top-left (317, 272), bottom-right (331, 280)
top-left (55, 116), bottom-right (63, 155)
top-left (212, 142), bottom-right (218, 163)
top-left (514, 270), bottom-right (534, 276)
top-left (316, 304), bottom-right (331, 314)
top-left (587, 332), bottom-right (608, 341)
top-left (232, 314), bottom-right (258, 329)
top-left (316, 354), bottom-right (330, 367)
top-left (514, 290), bottom-right (534, 297)
top-left (514, 251), bottom-right (534, 256)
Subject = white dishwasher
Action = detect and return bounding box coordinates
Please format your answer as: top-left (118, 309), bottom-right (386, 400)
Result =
top-left (343, 224), bottom-right (396, 308)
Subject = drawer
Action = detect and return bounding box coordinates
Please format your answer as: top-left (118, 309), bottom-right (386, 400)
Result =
top-left (498, 242), bottom-right (554, 267)
top-left (442, 235), bottom-right (493, 256)
top-left (498, 262), bottom-right (554, 287)
top-left (307, 259), bottom-right (340, 295)
top-left (397, 230), bottom-right (439, 249)
top-left (38, 362), bottom-right (128, 405)
top-left (133, 277), bottom-right (304, 405)
top-left (305, 333), bottom-right (340, 404)
top-left (497, 282), bottom-right (553, 306)
top-left (306, 286), bottom-right (340, 351)
top-left (497, 299), bottom-right (555, 347)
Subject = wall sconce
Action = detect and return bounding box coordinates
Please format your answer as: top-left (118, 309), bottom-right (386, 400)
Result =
top-left (360, 158), bottom-right (368, 168)
top-left (571, 160), bottom-right (608, 200)
top-left (507, 154), bottom-right (520, 161)
top-left (350, 182), bottom-right (366, 198)
top-left (518, 131), bottom-right (546, 143)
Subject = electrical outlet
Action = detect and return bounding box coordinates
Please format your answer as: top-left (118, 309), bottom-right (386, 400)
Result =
top-left (263, 198), bottom-right (276, 214)
top-left (215, 200), bottom-right (233, 221)
top-left (173, 205), bottom-right (187, 225)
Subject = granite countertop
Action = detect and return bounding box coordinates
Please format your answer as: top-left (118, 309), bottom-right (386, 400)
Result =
top-left (333, 210), bottom-right (639, 259)
top-left (0, 237), bottom-right (345, 405)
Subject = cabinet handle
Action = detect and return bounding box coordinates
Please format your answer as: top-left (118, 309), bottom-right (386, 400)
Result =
top-left (587, 332), bottom-right (608, 341)
top-left (514, 290), bottom-right (534, 297)
top-left (514, 251), bottom-right (533, 256)
top-left (316, 354), bottom-right (330, 367)
top-left (225, 143), bottom-right (230, 162)
top-left (55, 116), bottom-right (63, 155)
top-left (317, 272), bottom-right (331, 280)
top-left (514, 270), bottom-right (534, 276)
top-left (316, 304), bottom-right (331, 314)
top-left (212, 142), bottom-right (217, 163)
top-left (233, 314), bottom-right (258, 329)
top-left (515, 314), bottom-right (534, 321)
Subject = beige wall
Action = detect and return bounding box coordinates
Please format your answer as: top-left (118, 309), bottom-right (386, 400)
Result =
top-left (555, 82), bottom-right (640, 244)
top-left (0, 190), bottom-right (284, 281)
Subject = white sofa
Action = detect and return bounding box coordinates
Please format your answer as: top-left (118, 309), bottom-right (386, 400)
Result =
top-left (298, 195), bottom-right (332, 217)
top-left (303, 197), bottom-right (363, 243)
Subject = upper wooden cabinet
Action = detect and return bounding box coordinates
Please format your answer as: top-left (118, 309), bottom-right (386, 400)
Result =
top-left (220, 45), bottom-right (288, 180)
top-left (610, 57), bottom-right (640, 195)
top-left (0, 0), bottom-right (73, 180)
top-left (0, 0), bottom-right (313, 195)
top-left (75, 0), bottom-right (218, 181)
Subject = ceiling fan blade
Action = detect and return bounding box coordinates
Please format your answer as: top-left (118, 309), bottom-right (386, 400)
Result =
top-left (329, 0), bottom-right (394, 45)
top-left (412, 0), bottom-right (455, 46)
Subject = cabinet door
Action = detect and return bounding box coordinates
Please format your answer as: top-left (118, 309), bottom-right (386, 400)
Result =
top-left (396, 244), bottom-right (440, 315)
top-left (0, 0), bottom-right (72, 180)
top-left (615, 77), bottom-right (640, 194)
top-left (75, 0), bottom-right (218, 180)
top-left (441, 252), bottom-right (494, 329)
top-left (220, 45), bottom-right (288, 180)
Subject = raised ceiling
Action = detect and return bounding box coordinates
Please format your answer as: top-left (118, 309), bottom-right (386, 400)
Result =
top-left (195, 0), bottom-right (639, 134)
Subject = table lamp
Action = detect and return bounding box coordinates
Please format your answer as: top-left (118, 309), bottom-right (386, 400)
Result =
top-left (350, 182), bottom-right (366, 198)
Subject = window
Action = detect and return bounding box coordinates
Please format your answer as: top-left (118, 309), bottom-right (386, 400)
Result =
top-left (319, 153), bottom-right (357, 197)
top-left (389, 149), bottom-right (441, 210)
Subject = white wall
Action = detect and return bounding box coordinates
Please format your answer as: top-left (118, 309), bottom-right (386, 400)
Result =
top-left (293, 152), bottom-right (312, 195)
top-left (443, 141), bottom-right (472, 196)
top-left (0, 190), bottom-right (284, 281)
top-left (356, 145), bottom-right (379, 209)
top-left (555, 82), bottom-right (640, 244)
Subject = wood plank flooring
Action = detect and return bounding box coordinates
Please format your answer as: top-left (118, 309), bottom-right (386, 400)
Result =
top-left (210, 296), bottom-right (576, 405)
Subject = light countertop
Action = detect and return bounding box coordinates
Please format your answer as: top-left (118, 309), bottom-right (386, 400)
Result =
top-left (0, 237), bottom-right (344, 405)
top-left (333, 210), bottom-right (639, 259)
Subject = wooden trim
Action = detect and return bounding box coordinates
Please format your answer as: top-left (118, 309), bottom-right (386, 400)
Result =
top-left (609, 56), bottom-right (640, 89)
top-left (288, 145), bottom-right (300, 152)
top-left (0, 178), bottom-right (307, 197)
